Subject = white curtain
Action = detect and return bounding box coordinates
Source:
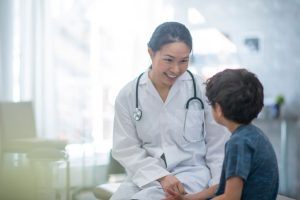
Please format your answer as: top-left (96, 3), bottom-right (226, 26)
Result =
top-left (0, 0), bottom-right (14, 100)
top-left (0, 0), bottom-right (174, 144)
top-left (0, 0), bottom-right (54, 138)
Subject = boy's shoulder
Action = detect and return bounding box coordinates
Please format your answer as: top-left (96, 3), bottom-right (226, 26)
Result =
top-left (232, 124), bottom-right (262, 138)
top-left (228, 124), bottom-right (264, 146)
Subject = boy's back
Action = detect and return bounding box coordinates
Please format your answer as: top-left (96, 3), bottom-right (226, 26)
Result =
top-left (216, 124), bottom-right (279, 200)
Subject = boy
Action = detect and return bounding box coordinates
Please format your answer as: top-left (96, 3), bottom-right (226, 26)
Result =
top-left (164, 68), bottom-right (279, 200)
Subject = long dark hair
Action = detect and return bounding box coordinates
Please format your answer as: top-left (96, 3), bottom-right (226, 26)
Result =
top-left (148, 22), bottom-right (192, 53)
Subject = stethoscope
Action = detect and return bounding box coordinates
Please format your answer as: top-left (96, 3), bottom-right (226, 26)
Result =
top-left (133, 70), bottom-right (204, 121)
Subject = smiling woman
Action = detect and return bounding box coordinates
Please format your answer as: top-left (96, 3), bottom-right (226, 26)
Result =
top-left (110, 21), bottom-right (229, 200)
top-left (148, 42), bottom-right (191, 101)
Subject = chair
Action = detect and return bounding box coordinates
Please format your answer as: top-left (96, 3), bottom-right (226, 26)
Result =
top-left (93, 150), bottom-right (125, 200)
top-left (0, 101), bottom-right (67, 154)
top-left (0, 101), bottom-right (69, 199)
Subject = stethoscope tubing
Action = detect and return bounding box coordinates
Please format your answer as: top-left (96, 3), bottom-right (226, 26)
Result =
top-left (185, 70), bottom-right (204, 109)
top-left (135, 72), bottom-right (144, 110)
top-left (134, 70), bottom-right (204, 121)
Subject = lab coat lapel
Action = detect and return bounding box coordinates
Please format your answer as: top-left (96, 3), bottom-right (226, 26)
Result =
top-left (165, 72), bottom-right (190, 106)
top-left (164, 81), bottom-right (180, 105)
top-left (146, 77), bottom-right (181, 105)
top-left (142, 71), bottom-right (190, 105)
top-left (146, 79), bottom-right (164, 104)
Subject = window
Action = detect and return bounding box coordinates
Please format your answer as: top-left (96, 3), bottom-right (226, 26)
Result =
top-left (6, 0), bottom-right (238, 153)
top-left (6, 0), bottom-right (173, 152)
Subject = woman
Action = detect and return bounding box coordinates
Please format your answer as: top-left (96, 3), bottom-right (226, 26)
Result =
top-left (111, 21), bottom-right (229, 200)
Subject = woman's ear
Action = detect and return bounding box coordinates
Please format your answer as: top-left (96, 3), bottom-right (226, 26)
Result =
top-left (148, 48), bottom-right (154, 60)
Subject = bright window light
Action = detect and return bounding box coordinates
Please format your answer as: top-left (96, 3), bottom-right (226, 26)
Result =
top-left (200, 64), bottom-right (240, 80)
top-left (188, 8), bottom-right (206, 25)
top-left (192, 28), bottom-right (237, 54)
top-left (41, 0), bottom-right (174, 153)
top-left (10, 0), bottom-right (240, 155)
top-left (12, 0), bottom-right (21, 102)
top-left (164, 4), bottom-right (175, 20)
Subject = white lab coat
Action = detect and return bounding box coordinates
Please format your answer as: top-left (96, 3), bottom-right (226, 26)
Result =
top-left (111, 70), bottom-right (229, 200)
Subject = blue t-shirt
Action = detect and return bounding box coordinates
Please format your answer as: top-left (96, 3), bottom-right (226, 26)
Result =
top-left (214, 124), bottom-right (279, 200)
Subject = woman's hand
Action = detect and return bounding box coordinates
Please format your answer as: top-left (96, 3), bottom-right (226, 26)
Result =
top-left (158, 175), bottom-right (186, 195)
top-left (163, 188), bottom-right (194, 200)
top-left (163, 188), bottom-right (184, 200)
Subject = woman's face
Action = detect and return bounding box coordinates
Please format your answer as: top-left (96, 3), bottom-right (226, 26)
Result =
top-left (148, 42), bottom-right (191, 89)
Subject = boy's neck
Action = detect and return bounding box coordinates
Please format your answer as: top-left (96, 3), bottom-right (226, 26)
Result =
top-left (224, 120), bottom-right (242, 133)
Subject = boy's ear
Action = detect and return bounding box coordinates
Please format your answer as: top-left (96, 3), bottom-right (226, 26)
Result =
top-left (215, 103), bottom-right (223, 118)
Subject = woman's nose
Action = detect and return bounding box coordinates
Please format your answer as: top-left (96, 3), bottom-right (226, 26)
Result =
top-left (170, 62), bottom-right (181, 74)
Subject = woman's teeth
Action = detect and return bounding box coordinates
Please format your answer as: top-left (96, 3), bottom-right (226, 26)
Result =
top-left (166, 74), bottom-right (177, 78)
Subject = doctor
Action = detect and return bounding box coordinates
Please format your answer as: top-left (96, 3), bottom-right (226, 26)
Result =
top-left (111, 21), bottom-right (229, 200)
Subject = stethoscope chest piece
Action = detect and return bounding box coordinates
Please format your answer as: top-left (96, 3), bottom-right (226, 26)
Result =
top-left (133, 108), bottom-right (142, 121)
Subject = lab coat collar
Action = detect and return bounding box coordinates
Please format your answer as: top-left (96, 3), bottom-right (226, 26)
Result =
top-left (166, 72), bottom-right (191, 104)
top-left (138, 70), bottom-right (192, 85)
top-left (138, 70), bottom-right (192, 104)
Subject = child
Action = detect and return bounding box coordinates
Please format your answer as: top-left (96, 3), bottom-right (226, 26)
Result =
top-left (164, 68), bottom-right (279, 200)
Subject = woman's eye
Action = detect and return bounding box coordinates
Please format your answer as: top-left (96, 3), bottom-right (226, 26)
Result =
top-left (164, 58), bottom-right (173, 62)
top-left (181, 59), bottom-right (189, 63)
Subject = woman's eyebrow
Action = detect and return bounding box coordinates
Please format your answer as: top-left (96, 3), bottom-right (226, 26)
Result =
top-left (163, 55), bottom-right (189, 59)
top-left (163, 54), bottom-right (174, 58)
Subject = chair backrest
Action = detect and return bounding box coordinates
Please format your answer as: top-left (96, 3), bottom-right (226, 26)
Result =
top-left (0, 101), bottom-right (37, 141)
top-left (106, 150), bottom-right (125, 181)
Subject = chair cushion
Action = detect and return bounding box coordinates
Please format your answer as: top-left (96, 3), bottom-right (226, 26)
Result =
top-left (93, 183), bottom-right (121, 200)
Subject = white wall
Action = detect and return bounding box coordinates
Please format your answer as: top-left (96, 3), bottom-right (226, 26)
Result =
top-left (172, 0), bottom-right (300, 118)
top-left (168, 0), bottom-right (300, 198)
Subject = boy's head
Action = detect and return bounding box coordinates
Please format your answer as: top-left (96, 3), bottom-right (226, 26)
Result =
top-left (205, 68), bottom-right (264, 124)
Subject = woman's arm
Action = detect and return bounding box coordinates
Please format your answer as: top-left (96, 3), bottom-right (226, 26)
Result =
top-left (112, 89), bottom-right (170, 188)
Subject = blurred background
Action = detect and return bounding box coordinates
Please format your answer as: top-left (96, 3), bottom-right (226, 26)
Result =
top-left (0, 0), bottom-right (299, 199)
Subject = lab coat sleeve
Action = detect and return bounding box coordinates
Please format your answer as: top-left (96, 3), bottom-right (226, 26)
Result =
top-left (112, 89), bottom-right (170, 188)
top-left (200, 82), bottom-right (230, 186)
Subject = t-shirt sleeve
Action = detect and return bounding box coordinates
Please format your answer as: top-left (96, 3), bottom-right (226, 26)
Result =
top-left (224, 139), bottom-right (253, 181)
